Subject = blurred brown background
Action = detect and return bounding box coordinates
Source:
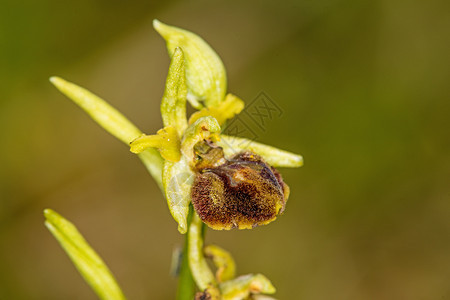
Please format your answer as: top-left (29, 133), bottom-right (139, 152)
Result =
top-left (1, 0), bottom-right (449, 299)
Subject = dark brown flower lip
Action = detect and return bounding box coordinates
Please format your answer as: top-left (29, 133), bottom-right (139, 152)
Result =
top-left (191, 141), bottom-right (289, 230)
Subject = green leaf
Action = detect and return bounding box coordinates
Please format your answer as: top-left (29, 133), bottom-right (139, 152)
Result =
top-left (50, 76), bottom-right (164, 188)
top-left (218, 135), bottom-right (303, 168)
top-left (161, 47), bottom-right (188, 135)
top-left (154, 20), bottom-right (227, 109)
top-left (44, 209), bottom-right (126, 300)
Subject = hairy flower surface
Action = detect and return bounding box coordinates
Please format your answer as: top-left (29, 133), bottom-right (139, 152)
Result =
top-left (191, 144), bottom-right (289, 230)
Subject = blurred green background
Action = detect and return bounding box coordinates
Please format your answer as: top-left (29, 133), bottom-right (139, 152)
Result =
top-left (1, 0), bottom-right (449, 299)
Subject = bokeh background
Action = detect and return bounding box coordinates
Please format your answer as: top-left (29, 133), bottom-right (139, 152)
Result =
top-left (1, 0), bottom-right (449, 299)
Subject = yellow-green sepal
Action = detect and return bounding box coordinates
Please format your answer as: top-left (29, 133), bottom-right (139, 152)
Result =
top-left (50, 76), bottom-right (164, 188)
top-left (154, 20), bottom-right (227, 109)
top-left (162, 156), bottom-right (194, 234)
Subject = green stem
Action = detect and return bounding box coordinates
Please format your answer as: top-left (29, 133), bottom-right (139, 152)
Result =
top-left (176, 208), bottom-right (196, 300)
top-left (187, 213), bottom-right (216, 291)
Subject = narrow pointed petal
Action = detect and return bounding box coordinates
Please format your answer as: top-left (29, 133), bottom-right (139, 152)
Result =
top-left (161, 47), bottom-right (188, 135)
top-left (154, 20), bottom-right (227, 108)
top-left (189, 93), bottom-right (245, 125)
top-left (50, 76), bottom-right (164, 187)
top-left (44, 209), bottom-right (126, 300)
top-left (50, 76), bottom-right (141, 144)
top-left (130, 127), bottom-right (181, 162)
top-left (220, 274), bottom-right (276, 300)
top-left (218, 135), bottom-right (303, 167)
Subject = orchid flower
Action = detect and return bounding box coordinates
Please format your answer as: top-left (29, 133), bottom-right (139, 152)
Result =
top-left (46, 20), bottom-right (303, 300)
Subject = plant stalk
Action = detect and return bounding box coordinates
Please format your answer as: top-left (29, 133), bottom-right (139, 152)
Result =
top-left (176, 208), bottom-right (196, 300)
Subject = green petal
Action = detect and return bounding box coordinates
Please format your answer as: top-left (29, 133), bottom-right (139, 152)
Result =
top-left (50, 76), bottom-right (164, 188)
top-left (44, 209), bottom-right (126, 300)
top-left (220, 274), bottom-right (276, 300)
top-left (218, 135), bottom-right (303, 168)
top-left (162, 157), bottom-right (194, 234)
top-left (154, 20), bottom-right (227, 109)
top-left (160, 47), bottom-right (188, 135)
